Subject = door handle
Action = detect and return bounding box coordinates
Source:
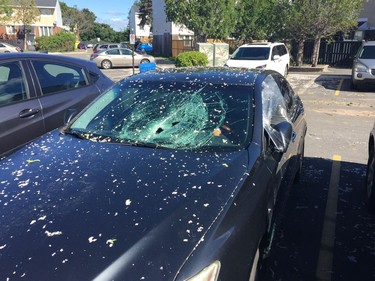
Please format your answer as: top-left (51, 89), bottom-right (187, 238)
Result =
top-left (19, 108), bottom-right (40, 118)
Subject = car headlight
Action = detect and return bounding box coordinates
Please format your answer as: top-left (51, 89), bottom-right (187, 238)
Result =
top-left (185, 261), bottom-right (221, 281)
top-left (256, 64), bottom-right (267, 70)
top-left (354, 61), bottom-right (368, 73)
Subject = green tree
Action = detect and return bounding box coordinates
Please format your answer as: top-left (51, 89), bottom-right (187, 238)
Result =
top-left (0, 0), bottom-right (13, 25)
top-left (308, 0), bottom-right (363, 66)
top-left (135, 0), bottom-right (152, 30)
top-left (60, 2), bottom-right (96, 41)
top-left (232, 0), bottom-right (277, 44)
top-left (13, 0), bottom-right (40, 50)
top-left (275, 0), bottom-right (315, 66)
top-left (164, 0), bottom-right (237, 42)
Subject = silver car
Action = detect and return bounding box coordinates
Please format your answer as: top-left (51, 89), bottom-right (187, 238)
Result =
top-left (0, 53), bottom-right (114, 157)
top-left (90, 48), bottom-right (155, 69)
top-left (351, 41), bottom-right (375, 89)
top-left (0, 42), bottom-right (22, 53)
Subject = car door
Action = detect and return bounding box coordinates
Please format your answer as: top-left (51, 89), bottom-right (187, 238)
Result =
top-left (261, 74), bottom-right (295, 196)
top-left (0, 60), bottom-right (43, 156)
top-left (268, 46), bottom-right (284, 74)
top-left (30, 59), bottom-right (100, 132)
top-left (120, 48), bottom-right (133, 66)
top-left (105, 49), bottom-right (122, 67)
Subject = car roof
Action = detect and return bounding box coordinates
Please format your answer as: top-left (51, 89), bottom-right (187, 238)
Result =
top-left (362, 41), bottom-right (375, 46)
top-left (127, 67), bottom-right (261, 86)
top-left (0, 52), bottom-right (97, 67)
top-left (239, 42), bottom-right (285, 48)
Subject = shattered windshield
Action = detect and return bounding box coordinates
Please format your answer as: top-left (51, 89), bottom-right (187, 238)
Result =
top-left (232, 47), bottom-right (270, 60)
top-left (69, 79), bottom-right (254, 150)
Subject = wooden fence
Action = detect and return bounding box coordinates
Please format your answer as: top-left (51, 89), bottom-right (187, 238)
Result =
top-left (294, 40), bottom-right (362, 67)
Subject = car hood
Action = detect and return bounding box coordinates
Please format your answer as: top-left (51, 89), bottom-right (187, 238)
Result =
top-left (357, 58), bottom-right (375, 69)
top-left (226, 58), bottom-right (268, 69)
top-left (0, 130), bottom-right (250, 281)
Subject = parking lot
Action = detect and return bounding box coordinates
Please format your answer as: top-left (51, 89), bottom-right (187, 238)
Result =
top-left (52, 52), bottom-right (375, 280)
top-left (262, 73), bottom-right (375, 281)
top-left (98, 65), bottom-right (375, 280)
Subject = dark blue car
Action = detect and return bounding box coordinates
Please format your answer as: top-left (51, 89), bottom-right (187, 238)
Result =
top-left (0, 68), bottom-right (306, 280)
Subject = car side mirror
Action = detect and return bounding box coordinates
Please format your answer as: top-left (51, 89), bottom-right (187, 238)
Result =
top-left (272, 54), bottom-right (281, 61)
top-left (270, 121), bottom-right (293, 153)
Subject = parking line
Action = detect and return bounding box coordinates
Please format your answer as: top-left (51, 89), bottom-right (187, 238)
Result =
top-left (315, 155), bottom-right (341, 281)
top-left (335, 79), bottom-right (343, 96)
top-left (298, 77), bottom-right (316, 95)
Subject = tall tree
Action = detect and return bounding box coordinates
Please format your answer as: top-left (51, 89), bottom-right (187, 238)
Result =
top-left (232, 0), bottom-right (276, 44)
top-left (60, 2), bottom-right (96, 40)
top-left (164, 0), bottom-right (237, 42)
top-left (0, 0), bottom-right (13, 25)
top-left (275, 0), bottom-right (316, 66)
top-left (308, 0), bottom-right (363, 66)
top-left (135, 0), bottom-right (152, 29)
top-left (13, 0), bottom-right (40, 50)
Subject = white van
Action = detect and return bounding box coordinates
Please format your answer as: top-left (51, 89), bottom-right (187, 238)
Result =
top-left (225, 42), bottom-right (290, 76)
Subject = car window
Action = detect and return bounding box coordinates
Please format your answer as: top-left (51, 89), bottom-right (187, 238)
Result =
top-left (0, 62), bottom-right (28, 107)
top-left (232, 47), bottom-right (270, 60)
top-left (277, 45), bottom-right (288, 56)
top-left (32, 61), bottom-right (88, 95)
top-left (121, 49), bottom-right (132, 55)
top-left (70, 80), bottom-right (254, 150)
top-left (271, 46), bottom-right (279, 58)
top-left (358, 46), bottom-right (375, 59)
top-left (107, 49), bottom-right (120, 55)
top-left (109, 44), bottom-right (118, 49)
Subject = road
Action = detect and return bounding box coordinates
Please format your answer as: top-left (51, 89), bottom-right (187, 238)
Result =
top-left (55, 51), bottom-right (375, 280)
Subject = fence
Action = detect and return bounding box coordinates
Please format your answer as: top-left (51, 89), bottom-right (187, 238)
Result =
top-left (294, 40), bottom-right (362, 67)
top-left (171, 39), bottom-right (194, 57)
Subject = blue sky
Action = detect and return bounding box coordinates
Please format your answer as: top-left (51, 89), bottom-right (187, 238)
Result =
top-left (61, 0), bottom-right (133, 31)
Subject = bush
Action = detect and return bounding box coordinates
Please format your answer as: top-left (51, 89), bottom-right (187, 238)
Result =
top-left (175, 51), bottom-right (208, 67)
top-left (35, 32), bottom-right (76, 52)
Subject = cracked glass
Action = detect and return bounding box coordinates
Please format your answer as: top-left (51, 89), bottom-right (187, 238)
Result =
top-left (70, 79), bottom-right (254, 150)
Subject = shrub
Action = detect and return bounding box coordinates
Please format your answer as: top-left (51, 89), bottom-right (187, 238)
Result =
top-left (175, 51), bottom-right (208, 67)
top-left (35, 32), bottom-right (76, 52)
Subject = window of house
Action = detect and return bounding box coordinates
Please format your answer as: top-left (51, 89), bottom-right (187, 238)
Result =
top-left (6, 25), bottom-right (17, 34)
top-left (39, 26), bottom-right (53, 36)
top-left (40, 8), bottom-right (53, 16)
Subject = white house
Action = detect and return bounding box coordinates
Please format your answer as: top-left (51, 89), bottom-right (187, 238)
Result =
top-left (129, 5), bottom-right (152, 41)
top-left (356, 0), bottom-right (375, 40)
top-left (152, 0), bottom-right (194, 56)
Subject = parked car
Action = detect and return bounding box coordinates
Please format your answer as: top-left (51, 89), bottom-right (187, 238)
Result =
top-left (92, 43), bottom-right (120, 53)
top-left (136, 42), bottom-right (153, 53)
top-left (0, 42), bottom-right (22, 53)
top-left (0, 52), bottom-right (114, 157)
top-left (90, 48), bottom-right (155, 69)
top-left (351, 41), bottom-right (375, 90)
top-left (77, 42), bottom-right (86, 50)
top-left (366, 121), bottom-right (375, 213)
top-left (225, 42), bottom-right (290, 76)
top-left (0, 67), bottom-right (306, 280)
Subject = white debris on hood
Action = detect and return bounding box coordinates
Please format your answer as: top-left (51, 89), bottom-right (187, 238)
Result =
top-left (45, 230), bottom-right (63, 237)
